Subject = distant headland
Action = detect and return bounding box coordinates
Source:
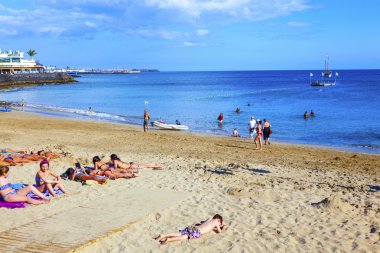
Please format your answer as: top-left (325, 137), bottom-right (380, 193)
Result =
top-left (0, 48), bottom-right (158, 90)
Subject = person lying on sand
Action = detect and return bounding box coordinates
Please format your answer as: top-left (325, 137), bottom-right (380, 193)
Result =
top-left (154, 214), bottom-right (228, 245)
top-left (1, 155), bottom-right (32, 165)
top-left (35, 160), bottom-right (67, 197)
top-left (31, 150), bottom-right (63, 159)
top-left (109, 154), bottom-right (161, 173)
top-left (0, 155), bottom-right (16, 166)
top-left (92, 156), bottom-right (138, 179)
top-left (18, 149), bottom-right (64, 162)
top-left (1, 149), bottom-right (54, 165)
top-left (1, 148), bottom-right (27, 155)
top-left (0, 165), bottom-right (50, 205)
top-left (65, 163), bottom-right (108, 184)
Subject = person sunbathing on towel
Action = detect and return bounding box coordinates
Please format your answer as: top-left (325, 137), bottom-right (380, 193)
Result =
top-left (2, 149), bottom-right (49, 163)
top-left (154, 214), bottom-right (228, 245)
top-left (1, 148), bottom-right (27, 155)
top-left (2, 155), bottom-right (32, 165)
top-left (0, 165), bottom-right (50, 205)
top-left (65, 163), bottom-right (108, 184)
top-left (31, 150), bottom-right (63, 160)
top-left (92, 156), bottom-right (138, 179)
top-left (35, 160), bottom-right (67, 197)
top-left (0, 155), bottom-right (16, 166)
top-left (109, 154), bottom-right (161, 173)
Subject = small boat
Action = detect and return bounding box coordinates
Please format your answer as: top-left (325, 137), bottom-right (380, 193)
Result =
top-left (152, 121), bottom-right (189, 131)
top-left (310, 55), bottom-right (338, 86)
top-left (66, 71), bottom-right (81, 77)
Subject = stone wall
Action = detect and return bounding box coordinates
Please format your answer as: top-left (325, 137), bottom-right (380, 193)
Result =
top-left (0, 73), bottom-right (76, 90)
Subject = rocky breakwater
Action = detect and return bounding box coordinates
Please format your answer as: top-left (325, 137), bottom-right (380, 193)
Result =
top-left (0, 73), bottom-right (77, 90)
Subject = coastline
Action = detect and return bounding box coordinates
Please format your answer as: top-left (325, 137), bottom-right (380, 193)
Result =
top-left (0, 111), bottom-right (379, 252)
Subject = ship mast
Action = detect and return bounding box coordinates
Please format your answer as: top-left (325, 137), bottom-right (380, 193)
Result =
top-left (325, 55), bottom-right (329, 72)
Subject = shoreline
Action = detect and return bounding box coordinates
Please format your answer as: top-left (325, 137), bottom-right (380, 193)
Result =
top-left (0, 111), bottom-right (379, 252)
top-left (2, 110), bottom-right (380, 170)
top-left (7, 109), bottom-right (380, 155)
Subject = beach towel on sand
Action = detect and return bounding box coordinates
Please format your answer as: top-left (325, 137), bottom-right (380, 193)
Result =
top-left (0, 200), bottom-right (26, 209)
top-left (0, 183), bottom-right (63, 209)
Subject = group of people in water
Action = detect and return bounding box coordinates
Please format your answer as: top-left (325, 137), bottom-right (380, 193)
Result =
top-left (248, 117), bottom-right (272, 150)
top-left (0, 151), bottom-right (161, 205)
top-left (223, 112), bottom-right (272, 150)
top-left (304, 110), bottom-right (315, 119)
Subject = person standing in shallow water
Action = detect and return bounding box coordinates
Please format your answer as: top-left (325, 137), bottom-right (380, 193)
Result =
top-left (249, 116), bottom-right (256, 138)
top-left (144, 109), bottom-right (150, 132)
top-left (304, 111), bottom-right (309, 119)
top-left (254, 119), bottom-right (263, 150)
top-left (263, 118), bottom-right (272, 145)
top-left (217, 113), bottom-right (224, 123)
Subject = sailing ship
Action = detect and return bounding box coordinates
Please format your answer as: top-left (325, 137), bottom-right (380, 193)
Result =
top-left (310, 55), bottom-right (339, 86)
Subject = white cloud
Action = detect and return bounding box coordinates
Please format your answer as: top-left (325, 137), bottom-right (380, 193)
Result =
top-left (0, 28), bottom-right (18, 36)
top-left (130, 28), bottom-right (183, 40)
top-left (84, 21), bottom-right (97, 27)
top-left (286, 21), bottom-right (310, 27)
top-left (183, 41), bottom-right (206, 47)
top-left (0, 4), bottom-right (109, 37)
top-left (145, 0), bottom-right (311, 21)
top-left (196, 29), bottom-right (209, 36)
top-left (0, 0), bottom-right (312, 39)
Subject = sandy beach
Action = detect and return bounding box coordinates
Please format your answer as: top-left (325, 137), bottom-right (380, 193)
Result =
top-left (0, 111), bottom-right (379, 253)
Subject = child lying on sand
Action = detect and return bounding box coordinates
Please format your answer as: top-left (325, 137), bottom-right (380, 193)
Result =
top-left (0, 165), bottom-right (50, 205)
top-left (155, 214), bottom-right (228, 245)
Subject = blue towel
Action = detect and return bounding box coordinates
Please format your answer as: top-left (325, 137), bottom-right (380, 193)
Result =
top-left (1, 183), bottom-right (62, 200)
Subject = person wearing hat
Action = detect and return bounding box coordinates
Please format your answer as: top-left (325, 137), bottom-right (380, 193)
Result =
top-left (35, 159), bottom-right (66, 197)
top-left (248, 116), bottom-right (257, 138)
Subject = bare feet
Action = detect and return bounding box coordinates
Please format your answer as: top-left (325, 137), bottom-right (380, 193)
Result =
top-left (160, 238), bottom-right (168, 245)
top-left (154, 234), bottom-right (162, 241)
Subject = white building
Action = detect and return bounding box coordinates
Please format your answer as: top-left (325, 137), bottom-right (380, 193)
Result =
top-left (0, 49), bottom-right (43, 74)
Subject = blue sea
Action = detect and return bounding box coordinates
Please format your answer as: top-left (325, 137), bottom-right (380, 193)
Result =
top-left (1, 70), bottom-right (380, 153)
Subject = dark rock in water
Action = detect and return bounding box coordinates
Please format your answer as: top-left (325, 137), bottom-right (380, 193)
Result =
top-left (0, 73), bottom-right (77, 90)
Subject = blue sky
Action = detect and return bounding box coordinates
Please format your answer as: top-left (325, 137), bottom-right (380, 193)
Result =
top-left (0, 0), bottom-right (379, 70)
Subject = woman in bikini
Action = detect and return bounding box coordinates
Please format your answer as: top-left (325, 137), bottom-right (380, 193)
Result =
top-left (0, 155), bottom-right (16, 166)
top-left (254, 119), bottom-right (263, 150)
top-left (109, 154), bottom-right (161, 172)
top-left (65, 163), bottom-right (108, 184)
top-left (92, 156), bottom-right (137, 179)
top-left (35, 160), bottom-right (67, 197)
top-left (38, 150), bottom-right (62, 158)
top-left (1, 148), bottom-right (27, 155)
top-left (0, 165), bottom-right (50, 205)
